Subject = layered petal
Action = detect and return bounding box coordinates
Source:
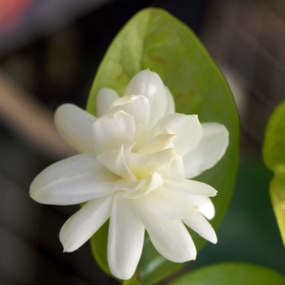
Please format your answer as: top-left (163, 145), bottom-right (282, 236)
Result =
top-left (162, 151), bottom-right (185, 183)
top-left (96, 87), bottom-right (119, 116)
top-left (60, 195), bottom-right (113, 252)
top-left (130, 148), bottom-right (179, 179)
top-left (138, 188), bottom-right (197, 220)
top-left (97, 144), bottom-right (135, 180)
top-left (165, 179), bottom-right (217, 197)
top-left (183, 212), bottom-right (217, 244)
top-left (108, 95), bottom-right (150, 126)
top-left (134, 203), bottom-right (196, 262)
top-left (138, 133), bottom-right (176, 154)
top-left (153, 113), bottom-right (203, 156)
top-left (92, 110), bottom-right (135, 154)
top-left (55, 104), bottom-right (96, 153)
top-left (30, 153), bottom-right (117, 205)
top-left (117, 172), bottom-right (164, 199)
top-left (183, 123), bottom-right (229, 178)
top-left (124, 69), bottom-right (168, 127)
top-left (108, 194), bottom-right (144, 280)
top-left (191, 195), bottom-right (215, 220)
top-left (164, 86), bottom-right (175, 115)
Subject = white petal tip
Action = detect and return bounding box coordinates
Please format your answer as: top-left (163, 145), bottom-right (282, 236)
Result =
top-left (210, 235), bottom-right (218, 244)
top-left (187, 252), bottom-right (197, 262)
top-left (97, 87), bottom-right (119, 116)
top-left (113, 272), bottom-right (133, 281)
top-left (204, 230), bottom-right (218, 244)
top-left (61, 244), bottom-right (74, 253)
top-left (109, 264), bottom-right (136, 280)
top-left (29, 185), bottom-right (44, 204)
top-left (60, 233), bottom-right (79, 253)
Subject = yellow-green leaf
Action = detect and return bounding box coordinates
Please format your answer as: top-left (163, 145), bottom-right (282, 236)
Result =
top-left (263, 101), bottom-right (285, 245)
top-left (169, 263), bottom-right (285, 285)
top-left (270, 173), bottom-right (285, 245)
top-left (263, 101), bottom-right (285, 172)
top-left (123, 277), bottom-right (141, 285)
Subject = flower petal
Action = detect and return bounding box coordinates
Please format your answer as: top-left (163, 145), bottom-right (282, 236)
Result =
top-left (92, 110), bottom-right (135, 154)
top-left (54, 104), bottom-right (96, 153)
top-left (59, 195), bottom-right (113, 252)
top-left (108, 95), bottom-right (150, 126)
top-left (139, 188), bottom-right (197, 220)
top-left (165, 179), bottom-right (217, 197)
top-left (191, 195), bottom-right (215, 220)
top-left (30, 153), bottom-right (117, 205)
top-left (183, 123), bottom-right (229, 178)
top-left (97, 144), bottom-right (135, 180)
top-left (108, 195), bottom-right (144, 280)
top-left (130, 148), bottom-right (179, 180)
top-left (138, 133), bottom-right (176, 154)
top-left (183, 212), bottom-right (217, 244)
top-left (118, 172), bottom-right (164, 199)
top-left (124, 69), bottom-right (168, 127)
top-left (162, 151), bottom-right (185, 183)
top-left (96, 87), bottom-right (119, 117)
top-left (153, 113), bottom-right (203, 156)
top-left (134, 203), bottom-right (196, 262)
top-left (164, 86), bottom-right (175, 115)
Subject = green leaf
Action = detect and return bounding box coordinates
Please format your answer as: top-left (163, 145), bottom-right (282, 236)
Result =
top-left (270, 173), bottom-right (285, 246)
top-left (169, 262), bottom-right (285, 285)
top-left (263, 101), bottom-right (285, 245)
top-left (123, 277), bottom-right (141, 285)
top-left (263, 101), bottom-right (285, 171)
top-left (90, 221), bottom-right (112, 277)
top-left (87, 8), bottom-right (239, 284)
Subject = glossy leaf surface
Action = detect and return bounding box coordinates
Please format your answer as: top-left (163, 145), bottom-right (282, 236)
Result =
top-left (169, 263), bottom-right (285, 285)
top-left (263, 101), bottom-right (285, 245)
top-left (123, 277), bottom-right (141, 285)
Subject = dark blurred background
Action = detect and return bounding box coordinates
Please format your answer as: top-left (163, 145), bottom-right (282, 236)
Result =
top-left (0, 0), bottom-right (285, 284)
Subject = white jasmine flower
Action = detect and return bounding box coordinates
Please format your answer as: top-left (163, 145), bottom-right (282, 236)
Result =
top-left (30, 69), bottom-right (229, 280)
